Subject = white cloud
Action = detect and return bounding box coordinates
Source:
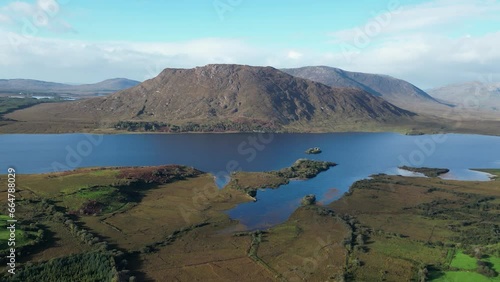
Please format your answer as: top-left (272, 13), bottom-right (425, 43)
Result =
top-left (330, 0), bottom-right (500, 44)
top-left (0, 33), bottom-right (271, 83)
top-left (322, 0), bottom-right (500, 88)
top-left (287, 50), bottom-right (303, 60)
top-left (339, 32), bottom-right (500, 88)
top-left (0, 13), bottom-right (10, 23)
top-left (1, 29), bottom-right (499, 88)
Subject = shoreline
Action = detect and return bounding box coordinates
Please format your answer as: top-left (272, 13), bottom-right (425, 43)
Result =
top-left (1, 130), bottom-right (500, 137)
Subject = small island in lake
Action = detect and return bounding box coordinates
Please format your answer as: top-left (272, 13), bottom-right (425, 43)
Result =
top-left (305, 147), bottom-right (322, 154)
top-left (399, 166), bottom-right (450, 177)
top-left (301, 194), bottom-right (316, 206)
top-left (227, 159), bottom-right (336, 196)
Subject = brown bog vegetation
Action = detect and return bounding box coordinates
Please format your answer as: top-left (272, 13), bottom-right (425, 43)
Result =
top-left (1, 165), bottom-right (499, 281)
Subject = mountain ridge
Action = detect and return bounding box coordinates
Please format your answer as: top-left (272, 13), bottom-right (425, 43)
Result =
top-left (282, 66), bottom-right (448, 111)
top-left (4, 64), bottom-right (416, 133)
top-left (428, 81), bottom-right (500, 111)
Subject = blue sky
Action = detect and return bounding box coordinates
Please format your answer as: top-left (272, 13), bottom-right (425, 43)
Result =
top-left (37, 1), bottom-right (396, 40)
top-left (0, 0), bottom-right (499, 88)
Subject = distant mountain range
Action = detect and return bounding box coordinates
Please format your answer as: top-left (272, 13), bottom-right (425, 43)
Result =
top-left (428, 81), bottom-right (500, 111)
top-left (282, 66), bottom-right (448, 111)
top-left (4, 64), bottom-right (499, 134)
top-left (5, 64), bottom-right (415, 133)
top-left (0, 78), bottom-right (141, 96)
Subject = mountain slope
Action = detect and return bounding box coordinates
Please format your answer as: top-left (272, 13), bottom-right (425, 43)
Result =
top-left (5, 64), bottom-right (415, 132)
top-left (282, 66), bottom-right (447, 111)
top-left (428, 81), bottom-right (500, 111)
top-left (0, 78), bottom-right (140, 96)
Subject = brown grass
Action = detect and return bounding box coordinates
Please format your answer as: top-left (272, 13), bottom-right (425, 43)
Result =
top-left (80, 174), bottom-right (250, 250)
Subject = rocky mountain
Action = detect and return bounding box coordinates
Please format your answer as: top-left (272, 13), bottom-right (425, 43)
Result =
top-left (0, 78), bottom-right (140, 96)
top-left (282, 66), bottom-right (447, 111)
top-left (6, 64), bottom-right (415, 132)
top-left (428, 81), bottom-right (500, 111)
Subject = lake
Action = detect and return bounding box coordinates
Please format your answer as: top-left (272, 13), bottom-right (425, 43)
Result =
top-left (1, 132), bottom-right (499, 229)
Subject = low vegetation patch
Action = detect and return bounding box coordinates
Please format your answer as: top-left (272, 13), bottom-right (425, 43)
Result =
top-left (117, 165), bottom-right (203, 184)
top-left (114, 119), bottom-right (281, 133)
top-left (329, 170), bottom-right (500, 281)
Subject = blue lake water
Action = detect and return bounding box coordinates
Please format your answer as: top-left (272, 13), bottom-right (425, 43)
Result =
top-left (1, 132), bottom-right (499, 230)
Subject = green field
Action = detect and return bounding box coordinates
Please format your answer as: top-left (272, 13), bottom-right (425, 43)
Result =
top-left (450, 251), bottom-right (478, 270)
top-left (60, 186), bottom-right (129, 214)
top-left (432, 271), bottom-right (499, 282)
top-left (429, 250), bottom-right (500, 281)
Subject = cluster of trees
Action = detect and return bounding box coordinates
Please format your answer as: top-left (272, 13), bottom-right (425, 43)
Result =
top-left (477, 260), bottom-right (498, 277)
top-left (34, 200), bottom-right (132, 277)
top-left (61, 218), bottom-right (109, 251)
top-left (42, 200), bottom-right (125, 255)
top-left (248, 231), bottom-right (265, 259)
top-left (4, 252), bottom-right (118, 282)
top-left (114, 120), bottom-right (280, 133)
